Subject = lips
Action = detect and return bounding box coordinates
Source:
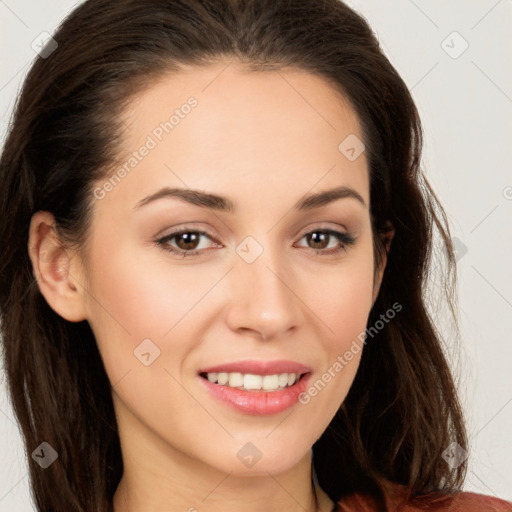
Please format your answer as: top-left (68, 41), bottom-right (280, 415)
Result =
top-left (197, 360), bottom-right (312, 415)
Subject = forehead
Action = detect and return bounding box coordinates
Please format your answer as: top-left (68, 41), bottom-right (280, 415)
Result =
top-left (102, 61), bottom-right (369, 212)
top-left (122, 62), bottom-right (364, 145)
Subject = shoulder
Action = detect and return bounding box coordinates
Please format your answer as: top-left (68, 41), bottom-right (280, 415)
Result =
top-left (336, 482), bottom-right (512, 512)
top-left (406, 490), bottom-right (512, 511)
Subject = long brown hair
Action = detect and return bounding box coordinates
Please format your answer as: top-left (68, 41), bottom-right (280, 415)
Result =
top-left (0, 0), bottom-right (467, 510)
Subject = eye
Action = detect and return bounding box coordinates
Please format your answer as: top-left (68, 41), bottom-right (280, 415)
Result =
top-left (156, 229), bottom-right (220, 257)
top-left (155, 227), bottom-right (356, 258)
top-left (295, 228), bottom-right (356, 255)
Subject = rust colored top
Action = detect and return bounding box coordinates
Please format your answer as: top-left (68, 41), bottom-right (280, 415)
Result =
top-left (335, 482), bottom-right (512, 511)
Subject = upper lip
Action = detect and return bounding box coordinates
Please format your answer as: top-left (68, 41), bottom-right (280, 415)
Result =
top-left (198, 359), bottom-right (312, 376)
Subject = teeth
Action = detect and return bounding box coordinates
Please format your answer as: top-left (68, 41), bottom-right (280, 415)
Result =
top-left (204, 372), bottom-right (301, 392)
top-left (228, 372), bottom-right (244, 387)
top-left (244, 374), bottom-right (262, 390)
top-left (278, 373), bottom-right (288, 387)
top-left (262, 374), bottom-right (279, 390)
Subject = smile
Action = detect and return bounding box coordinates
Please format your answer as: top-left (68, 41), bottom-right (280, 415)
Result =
top-left (197, 360), bottom-right (312, 415)
top-left (200, 372), bottom-right (305, 392)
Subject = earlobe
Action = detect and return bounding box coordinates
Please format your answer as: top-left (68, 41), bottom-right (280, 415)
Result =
top-left (28, 211), bottom-right (87, 322)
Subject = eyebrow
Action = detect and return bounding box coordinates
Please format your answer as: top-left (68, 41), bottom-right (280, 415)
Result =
top-left (134, 184), bottom-right (366, 212)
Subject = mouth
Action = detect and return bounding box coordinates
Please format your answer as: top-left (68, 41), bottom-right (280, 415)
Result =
top-left (199, 371), bottom-right (309, 392)
top-left (197, 360), bottom-right (312, 415)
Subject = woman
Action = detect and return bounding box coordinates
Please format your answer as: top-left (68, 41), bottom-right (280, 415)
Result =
top-left (0, 0), bottom-right (510, 511)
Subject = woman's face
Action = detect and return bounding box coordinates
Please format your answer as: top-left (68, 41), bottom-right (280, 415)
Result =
top-left (73, 62), bottom-right (385, 475)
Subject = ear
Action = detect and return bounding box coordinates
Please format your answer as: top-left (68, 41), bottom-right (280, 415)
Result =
top-left (371, 221), bottom-right (395, 306)
top-left (28, 211), bottom-right (88, 322)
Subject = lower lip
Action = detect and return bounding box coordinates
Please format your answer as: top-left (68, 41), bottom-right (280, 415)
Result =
top-left (198, 374), bottom-right (311, 415)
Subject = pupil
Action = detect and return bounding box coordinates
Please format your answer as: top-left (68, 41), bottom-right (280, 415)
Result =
top-left (309, 232), bottom-right (327, 249)
top-left (177, 232), bottom-right (199, 250)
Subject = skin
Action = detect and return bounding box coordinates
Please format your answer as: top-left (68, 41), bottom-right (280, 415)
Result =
top-left (28, 61), bottom-right (393, 512)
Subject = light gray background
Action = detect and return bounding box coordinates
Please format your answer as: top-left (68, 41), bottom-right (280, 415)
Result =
top-left (1, 1), bottom-right (511, 510)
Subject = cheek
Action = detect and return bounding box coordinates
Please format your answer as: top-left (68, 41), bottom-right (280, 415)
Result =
top-left (320, 273), bottom-right (373, 332)
top-left (82, 238), bottom-right (199, 382)
top-left (309, 247), bottom-right (375, 391)
top-left (296, 262), bottom-right (373, 422)
top-left (87, 228), bottom-right (210, 325)
top-left (317, 252), bottom-right (375, 342)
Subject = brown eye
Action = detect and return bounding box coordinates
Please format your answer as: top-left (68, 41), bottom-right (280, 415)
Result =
top-left (156, 229), bottom-right (219, 256)
top-left (306, 231), bottom-right (330, 249)
top-left (174, 232), bottom-right (201, 250)
top-left (296, 228), bottom-right (356, 255)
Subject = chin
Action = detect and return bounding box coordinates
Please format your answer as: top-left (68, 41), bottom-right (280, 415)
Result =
top-left (203, 438), bottom-right (312, 477)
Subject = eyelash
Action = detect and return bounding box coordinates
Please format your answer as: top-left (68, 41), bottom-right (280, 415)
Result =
top-left (155, 227), bottom-right (357, 258)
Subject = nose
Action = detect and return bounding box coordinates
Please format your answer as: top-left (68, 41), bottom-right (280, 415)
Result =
top-left (224, 242), bottom-right (303, 341)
